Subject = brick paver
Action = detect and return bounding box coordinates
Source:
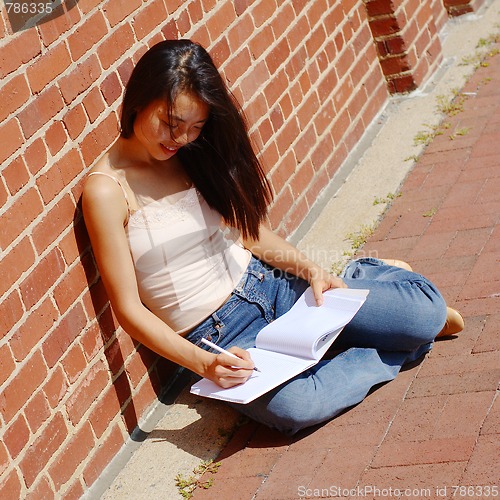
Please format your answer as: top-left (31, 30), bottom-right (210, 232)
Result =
top-left (193, 47), bottom-right (500, 500)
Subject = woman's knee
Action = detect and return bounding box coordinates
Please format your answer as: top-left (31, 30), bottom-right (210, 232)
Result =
top-left (405, 279), bottom-right (447, 340)
top-left (343, 275), bottom-right (447, 348)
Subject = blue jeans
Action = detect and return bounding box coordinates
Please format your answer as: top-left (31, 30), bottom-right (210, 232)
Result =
top-left (185, 257), bottom-right (447, 435)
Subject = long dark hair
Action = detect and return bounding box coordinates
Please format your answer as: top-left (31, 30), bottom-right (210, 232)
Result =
top-left (120, 39), bottom-right (272, 240)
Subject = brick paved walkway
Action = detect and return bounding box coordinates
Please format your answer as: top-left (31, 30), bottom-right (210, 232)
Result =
top-left (192, 47), bottom-right (500, 500)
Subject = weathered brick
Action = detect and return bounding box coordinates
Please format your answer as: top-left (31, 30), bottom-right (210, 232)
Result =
top-left (103, 0), bottom-right (142, 27)
top-left (61, 343), bottom-right (88, 384)
top-left (63, 104), bottom-right (87, 140)
top-left (82, 424), bottom-right (125, 485)
top-left (0, 291), bottom-right (23, 342)
top-left (251, 0), bottom-right (276, 28)
top-left (224, 47), bottom-right (251, 84)
top-left (88, 385), bottom-right (122, 439)
top-left (0, 344), bottom-right (15, 388)
top-left (24, 390), bottom-right (51, 434)
top-left (24, 476), bottom-right (54, 500)
top-left (0, 74), bottom-right (30, 122)
top-left (43, 366), bottom-right (69, 410)
top-left (42, 303), bottom-right (87, 369)
top-left (0, 237), bottom-right (35, 298)
top-left (49, 422), bottom-right (95, 490)
top-left (18, 86), bottom-right (65, 140)
top-left (37, 2), bottom-right (81, 46)
top-left (0, 350), bottom-right (48, 423)
top-left (205, 1), bottom-right (236, 35)
top-left (248, 24), bottom-right (274, 60)
top-left (82, 87), bottom-right (106, 124)
top-left (0, 119), bottom-right (24, 163)
top-left (266, 37), bottom-right (291, 75)
top-left (19, 412), bottom-right (67, 487)
top-left (97, 23), bottom-right (135, 70)
top-left (23, 138), bottom-right (48, 176)
top-left (20, 248), bottom-right (65, 311)
top-left (10, 298), bottom-right (58, 362)
top-left (132, 0), bottom-right (168, 41)
top-left (100, 72), bottom-right (123, 106)
top-left (65, 359), bottom-right (109, 425)
top-left (59, 55), bottom-right (101, 104)
top-left (26, 42), bottom-right (71, 95)
top-left (0, 28), bottom-right (42, 79)
top-left (80, 113), bottom-right (119, 167)
top-left (0, 188), bottom-right (44, 250)
top-left (121, 374), bottom-right (158, 428)
top-left (0, 469), bottom-right (22, 499)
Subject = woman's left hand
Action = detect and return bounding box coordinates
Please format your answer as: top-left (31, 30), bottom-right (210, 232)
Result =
top-left (309, 269), bottom-right (348, 306)
top-left (242, 224), bottom-right (348, 306)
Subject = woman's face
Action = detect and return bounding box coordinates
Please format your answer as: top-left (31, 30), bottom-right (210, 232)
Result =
top-left (133, 92), bottom-right (210, 161)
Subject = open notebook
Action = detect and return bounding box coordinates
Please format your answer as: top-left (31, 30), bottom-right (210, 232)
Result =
top-left (190, 287), bottom-right (369, 404)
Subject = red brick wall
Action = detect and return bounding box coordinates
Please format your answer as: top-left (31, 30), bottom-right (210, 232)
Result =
top-left (443, 0), bottom-right (487, 16)
top-left (431, 0), bottom-right (451, 32)
top-left (365, 0), bottom-right (449, 93)
top-left (0, 0), bottom-right (470, 497)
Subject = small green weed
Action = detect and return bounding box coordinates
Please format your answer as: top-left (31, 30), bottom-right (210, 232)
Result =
top-left (417, 29), bottom-right (500, 149)
top-left (436, 91), bottom-right (466, 116)
top-left (413, 123), bottom-right (445, 146)
top-left (330, 224), bottom-right (377, 275)
top-left (175, 460), bottom-right (222, 499)
top-left (331, 260), bottom-right (347, 276)
top-left (461, 32), bottom-right (500, 68)
top-left (422, 208), bottom-right (437, 218)
top-left (449, 127), bottom-right (471, 140)
top-left (404, 154), bottom-right (420, 162)
top-left (345, 224), bottom-right (376, 251)
top-left (373, 192), bottom-right (402, 206)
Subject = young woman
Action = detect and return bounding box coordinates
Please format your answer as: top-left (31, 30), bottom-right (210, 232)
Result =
top-left (82, 40), bottom-right (464, 435)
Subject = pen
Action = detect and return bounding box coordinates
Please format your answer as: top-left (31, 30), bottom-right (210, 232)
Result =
top-left (200, 338), bottom-right (261, 372)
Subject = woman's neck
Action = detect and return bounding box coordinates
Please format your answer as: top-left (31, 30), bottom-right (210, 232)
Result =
top-left (112, 135), bottom-right (167, 169)
top-left (107, 136), bottom-right (192, 197)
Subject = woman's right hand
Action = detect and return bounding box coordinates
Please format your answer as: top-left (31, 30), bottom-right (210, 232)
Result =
top-left (205, 346), bottom-right (255, 388)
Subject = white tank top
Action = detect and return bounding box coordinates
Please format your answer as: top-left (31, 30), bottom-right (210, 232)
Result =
top-left (87, 172), bottom-right (251, 333)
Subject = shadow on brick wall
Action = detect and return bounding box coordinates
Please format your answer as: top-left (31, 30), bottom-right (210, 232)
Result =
top-left (5, 0), bottom-right (80, 33)
top-left (73, 201), bottom-right (178, 436)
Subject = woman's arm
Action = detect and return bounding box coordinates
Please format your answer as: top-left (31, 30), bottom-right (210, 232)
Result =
top-left (82, 175), bottom-right (254, 387)
top-left (243, 225), bottom-right (347, 305)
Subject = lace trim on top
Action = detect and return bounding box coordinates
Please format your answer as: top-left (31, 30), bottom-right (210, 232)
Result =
top-left (128, 188), bottom-right (200, 229)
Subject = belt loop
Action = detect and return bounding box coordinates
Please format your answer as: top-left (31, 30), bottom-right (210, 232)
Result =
top-left (211, 311), bottom-right (224, 331)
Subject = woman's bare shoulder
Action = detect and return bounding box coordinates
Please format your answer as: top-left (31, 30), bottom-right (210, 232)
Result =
top-left (84, 144), bottom-right (126, 192)
top-left (83, 158), bottom-right (129, 225)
